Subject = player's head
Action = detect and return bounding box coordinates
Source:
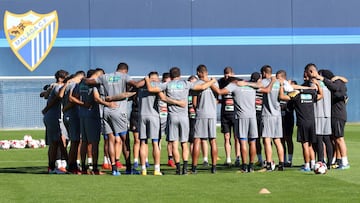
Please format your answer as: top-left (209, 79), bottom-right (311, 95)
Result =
top-left (169, 67), bottom-right (181, 79)
top-left (249, 72), bottom-right (261, 82)
top-left (304, 63), bottom-right (318, 78)
top-left (73, 70), bottom-right (86, 82)
top-left (318, 69), bottom-right (334, 80)
top-left (162, 72), bottom-right (170, 82)
top-left (95, 67), bottom-right (105, 74)
top-left (196, 64), bottom-right (208, 78)
top-left (148, 71), bottom-right (159, 82)
top-left (93, 68), bottom-right (105, 78)
top-left (188, 75), bottom-right (198, 83)
top-left (116, 62), bottom-right (129, 73)
top-left (55, 69), bottom-right (69, 83)
top-left (260, 65), bottom-right (272, 78)
top-left (276, 70), bottom-right (287, 80)
top-left (223, 66), bottom-right (234, 79)
top-left (87, 69), bottom-right (97, 78)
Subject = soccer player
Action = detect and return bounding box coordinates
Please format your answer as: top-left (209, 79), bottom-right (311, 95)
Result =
top-left (127, 85), bottom-right (142, 169)
top-left (302, 64), bottom-right (333, 168)
top-left (86, 62), bottom-right (144, 176)
top-left (73, 69), bottom-right (104, 174)
top-left (211, 75), bottom-right (260, 173)
top-left (312, 69), bottom-right (350, 169)
top-left (158, 72), bottom-right (175, 168)
top-left (42, 69), bottom-right (69, 174)
top-left (92, 68), bottom-right (112, 170)
top-left (218, 67), bottom-right (241, 167)
top-left (249, 72), bottom-right (265, 167)
top-left (59, 71), bottom-right (85, 174)
top-left (146, 66), bottom-right (216, 175)
top-left (258, 65), bottom-right (285, 171)
top-left (279, 69), bottom-right (323, 172)
top-left (187, 75), bottom-right (197, 155)
top-left (276, 70), bottom-right (295, 167)
top-left (191, 65), bottom-right (219, 174)
top-left (139, 71), bottom-right (175, 175)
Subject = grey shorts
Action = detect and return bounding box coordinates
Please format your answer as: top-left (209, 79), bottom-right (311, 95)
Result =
top-left (159, 117), bottom-right (167, 137)
top-left (261, 116), bottom-right (283, 138)
top-left (101, 118), bottom-right (112, 135)
top-left (194, 118), bottom-right (217, 139)
top-left (167, 114), bottom-right (189, 143)
top-left (59, 118), bottom-right (68, 140)
top-left (139, 115), bottom-right (160, 140)
top-left (234, 118), bottom-right (258, 139)
top-left (315, 117), bottom-right (332, 135)
top-left (103, 108), bottom-right (128, 134)
top-left (63, 115), bottom-right (81, 141)
top-left (80, 117), bottom-right (101, 143)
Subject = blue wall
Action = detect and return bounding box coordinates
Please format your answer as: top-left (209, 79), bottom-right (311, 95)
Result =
top-left (0, 0), bottom-right (359, 122)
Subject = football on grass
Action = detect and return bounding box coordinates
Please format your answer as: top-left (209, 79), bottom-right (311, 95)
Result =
top-left (314, 162), bottom-right (327, 174)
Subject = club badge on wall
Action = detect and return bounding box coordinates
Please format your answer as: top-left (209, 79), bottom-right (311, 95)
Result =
top-left (3, 10), bottom-right (58, 72)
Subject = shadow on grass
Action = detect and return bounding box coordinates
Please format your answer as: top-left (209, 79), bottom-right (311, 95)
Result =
top-left (0, 166), bottom-right (48, 174)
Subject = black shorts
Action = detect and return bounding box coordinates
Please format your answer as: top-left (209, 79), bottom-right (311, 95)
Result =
top-left (129, 111), bottom-right (139, 133)
top-left (282, 113), bottom-right (294, 137)
top-left (221, 114), bottom-right (234, 134)
top-left (331, 118), bottom-right (346, 138)
top-left (256, 113), bottom-right (263, 137)
top-left (297, 121), bottom-right (316, 144)
top-left (188, 118), bottom-right (196, 143)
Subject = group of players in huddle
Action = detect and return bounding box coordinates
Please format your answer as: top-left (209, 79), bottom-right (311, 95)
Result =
top-left (41, 62), bottom-right (350, 175)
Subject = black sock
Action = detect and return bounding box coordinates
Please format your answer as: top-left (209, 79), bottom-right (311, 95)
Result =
top-left (192, 165), bottom-right (197, 171)
top-left (266, 162), bottom-right (272, 170)
top-left (279, 162), bottom-right (284, 167)
top-left (81, 161), bottom-right (86, 171)
top-left (115, 159), bottom-right (120, 162)
top-left (49, 162), bottom-right (56, 170)
top-left (112, 164), bottom-right (117, 172)
top-left (175, 162), bottom-right (180, 171)
top-left (168, 156), bottom-right (173, 160)
top-left (183, 161), bottom-right (188, 169)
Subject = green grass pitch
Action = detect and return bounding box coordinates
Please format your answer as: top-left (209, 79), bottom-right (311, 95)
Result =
top-left (1, 124), bottom-right (360, 202)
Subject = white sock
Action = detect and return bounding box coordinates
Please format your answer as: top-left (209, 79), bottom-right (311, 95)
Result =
top-left (56, 160), bottom-right (62, 168)
top-left (103, 156), bottom-right (108, 164)
top-left (134, 158), bottom-right (139, 163)
top-left (61, 160), bottom-right (67, 168)
top-left (331, 157), bottom-right (336, 164)
top-left (203, 157), bottom-right (208, 162)
top-left (226, 157), bottom-right (231, 164)
top-left (145, 158), bottom-right (149, 163)
top-left (76, 159), bottom-right (81, 168)
top-left (304, 163), bottom-right (310, 169)
top-left (342, 157), bottom-right (349, 166)
top-left (310, 160), bottom-right (315, 169)
top-left (88, 158), bottom-right (93, 170)
top-left (141, 165), bottom-right (146, 171)
top-left (288, 154), bottom-right (293, 162)
top-left (154, 164), bottom-right (160, 172)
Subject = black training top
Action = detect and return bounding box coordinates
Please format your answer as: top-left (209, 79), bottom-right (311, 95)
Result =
top-left (323, 78), bottom-right (347, 121)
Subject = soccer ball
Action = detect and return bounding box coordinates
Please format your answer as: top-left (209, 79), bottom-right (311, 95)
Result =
top-left (0, 140), bottom-right (10, 150)
top-left (314, 162), bottom-right (327, 174)
top-left (39, 139), bottom-right (46, 148)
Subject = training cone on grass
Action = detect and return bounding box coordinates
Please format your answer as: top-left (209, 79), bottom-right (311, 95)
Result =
top-left (259, 188), bottom-right (271, 194)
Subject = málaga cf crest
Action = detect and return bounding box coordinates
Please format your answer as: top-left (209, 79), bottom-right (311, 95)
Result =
top-left (4, 10), bottom-right (58, 72)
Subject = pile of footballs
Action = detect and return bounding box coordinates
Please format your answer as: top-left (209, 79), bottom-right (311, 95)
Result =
top-left (0, 135), bottom-right (46, 150)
